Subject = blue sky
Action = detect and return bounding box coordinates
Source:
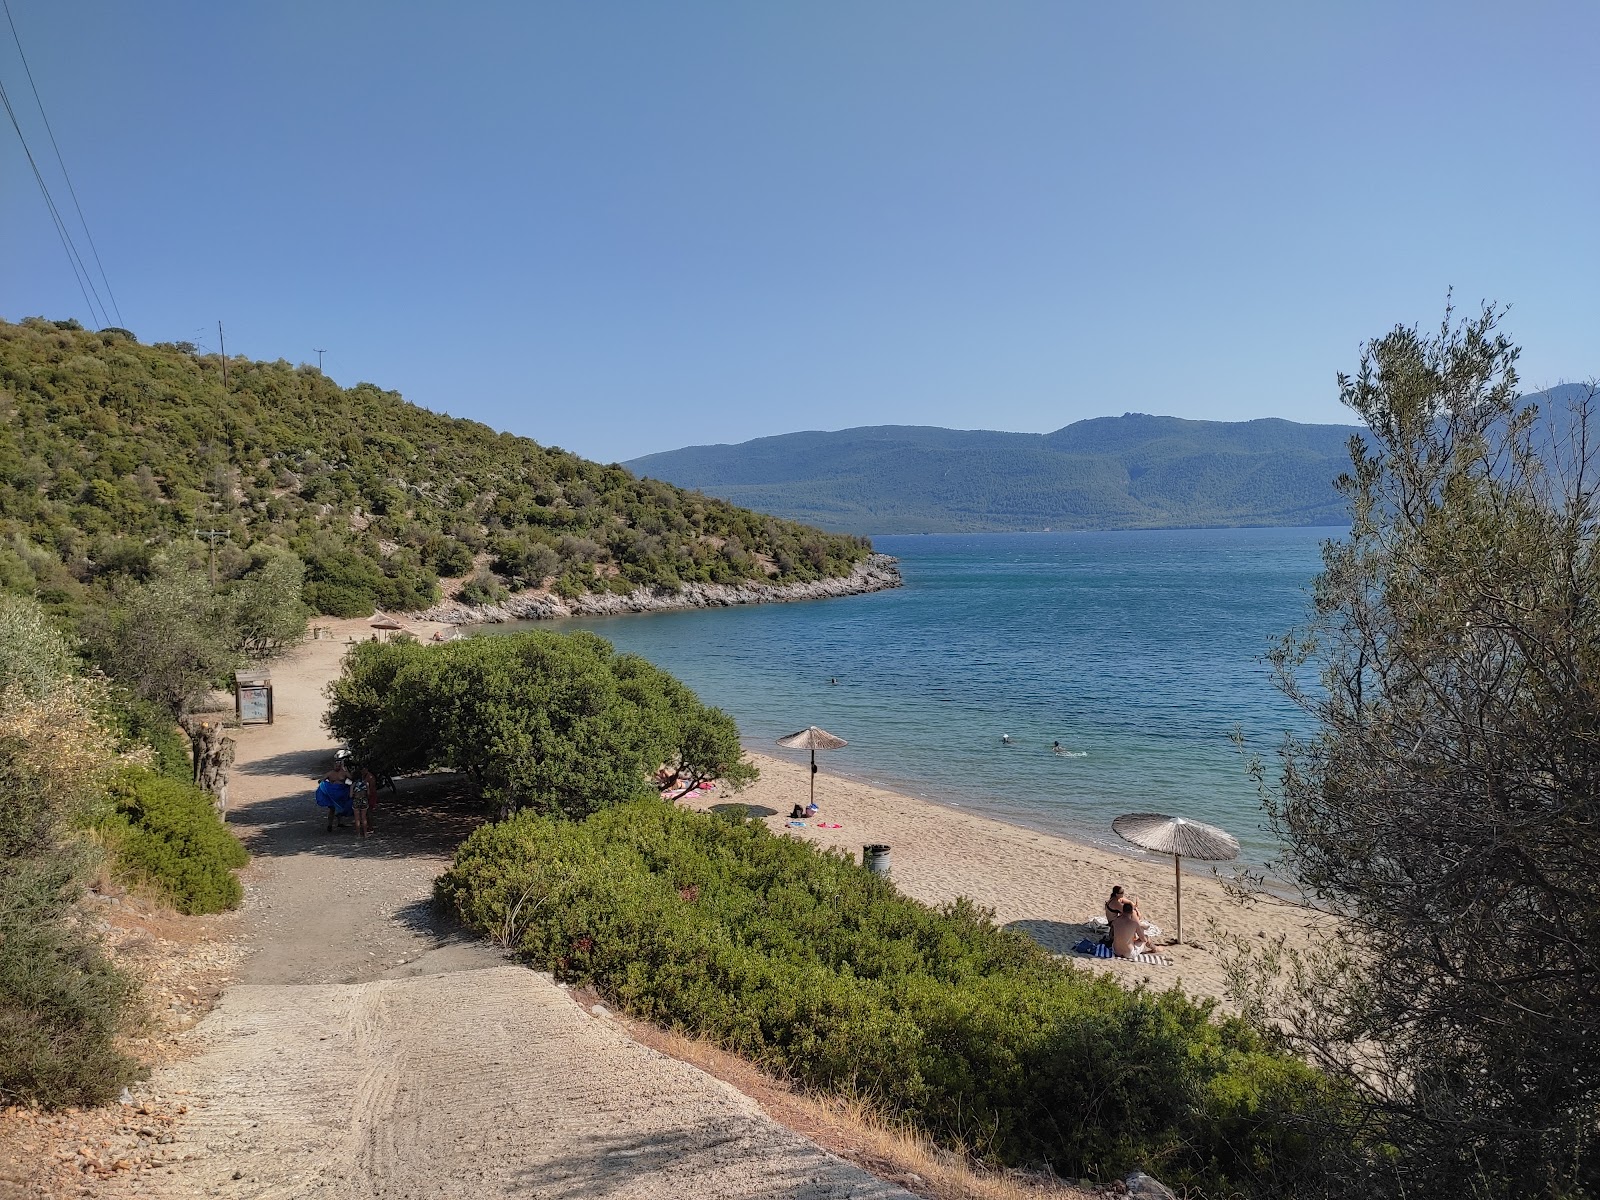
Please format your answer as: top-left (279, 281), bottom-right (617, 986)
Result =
top-left (4, 2), bottom-right (1595, 462)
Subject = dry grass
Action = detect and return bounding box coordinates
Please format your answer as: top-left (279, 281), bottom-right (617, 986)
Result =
top-left (580, 988), bottom-right (1103, 1200)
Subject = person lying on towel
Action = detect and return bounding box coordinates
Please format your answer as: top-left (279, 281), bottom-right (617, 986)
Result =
top-left (1111, 901), bottom-right (1156, 959)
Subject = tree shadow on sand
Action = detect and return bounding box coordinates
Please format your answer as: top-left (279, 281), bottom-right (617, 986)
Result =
top-left (705, 802), bottom-right (778, 819)
top-left (230, 774), bottom-right (490, 864)
top-left (1004, 917), bottom-right (1101, 955)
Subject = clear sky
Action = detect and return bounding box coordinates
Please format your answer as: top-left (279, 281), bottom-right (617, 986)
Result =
top-left (3, 2), bottom-right (1595, 463)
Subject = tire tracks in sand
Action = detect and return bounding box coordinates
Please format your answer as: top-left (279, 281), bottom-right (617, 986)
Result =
top-left (117, 628), bottom-right (912, 1200)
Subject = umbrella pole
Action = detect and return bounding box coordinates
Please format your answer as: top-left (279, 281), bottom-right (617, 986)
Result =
top-left (1175, 853), bottom-right (1183, 945)
top-left (809, 748), bottom-right (816, 808)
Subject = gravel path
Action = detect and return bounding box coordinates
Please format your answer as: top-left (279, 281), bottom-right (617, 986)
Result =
top-left (119, 626), bottom-right (912, 1200)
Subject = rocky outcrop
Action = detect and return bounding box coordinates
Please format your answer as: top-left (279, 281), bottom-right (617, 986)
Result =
top-left (410, 553), bottom-right (902, 625)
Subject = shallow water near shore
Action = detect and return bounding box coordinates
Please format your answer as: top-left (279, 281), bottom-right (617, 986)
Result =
top-left (479, 527), bottom-right (1338, 868)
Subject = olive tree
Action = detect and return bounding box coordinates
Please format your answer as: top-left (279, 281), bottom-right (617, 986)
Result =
top-left (1235, 305), bottom-right (1600, 1198)
top-left (81, 555), bottom-right (239, 716)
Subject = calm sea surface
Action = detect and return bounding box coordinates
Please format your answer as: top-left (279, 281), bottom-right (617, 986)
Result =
top-left (481, 527), bottom-right (1339, 867)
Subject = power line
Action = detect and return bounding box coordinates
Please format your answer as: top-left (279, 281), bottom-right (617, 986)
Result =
top-left (0, 72), bottom-right (106, 326)
top-left (2, 0), bottom-right (122, 326)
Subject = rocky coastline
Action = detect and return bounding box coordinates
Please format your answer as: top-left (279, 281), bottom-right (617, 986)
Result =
top-left (410, 552), bottom-right (902, 625)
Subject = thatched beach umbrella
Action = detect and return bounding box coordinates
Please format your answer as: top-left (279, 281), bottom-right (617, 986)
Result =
top-left (776, 726), bottom-right (848, 810)
top-left (1112, 812), bottom-right (1240, 945)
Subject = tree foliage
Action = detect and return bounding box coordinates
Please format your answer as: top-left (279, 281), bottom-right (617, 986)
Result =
top-left (0, 317), bottom-right (872, 619)
top-left (1240, 305), bottom-right (1600, 1198)
top-left (324, 631), bottom-right (756, 817)
top-left (79, 555), bottom-right (242, 717)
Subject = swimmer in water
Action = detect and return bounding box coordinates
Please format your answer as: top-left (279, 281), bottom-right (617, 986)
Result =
top-left (1001, 733), bottom-right (1013, 745)
top-left (1052, 741), bottom-right (1064, 754)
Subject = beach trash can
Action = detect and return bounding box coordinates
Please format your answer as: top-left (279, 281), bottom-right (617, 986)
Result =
top-left (863, 844), bottom-right (891, 877)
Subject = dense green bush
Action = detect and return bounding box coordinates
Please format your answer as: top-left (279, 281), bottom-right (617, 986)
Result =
top-left (437, 802), bottom-right (1345, 1195)
top-left (326, 630), bottom-right (756, 815)
top-left (101, 768), bottom-right (249, 914)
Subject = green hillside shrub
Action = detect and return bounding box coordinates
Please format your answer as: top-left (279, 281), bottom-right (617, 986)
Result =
top-left (0, 318), bottom-right (872, 619)
top-left (102, 768), bottom-right (249, 914)
top-left (437, 802), bottom-right (1346, 1195)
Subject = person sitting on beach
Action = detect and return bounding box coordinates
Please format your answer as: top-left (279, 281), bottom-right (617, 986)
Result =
top-left (1111, 901), bottom-right (1155, 959)
top-left (1104, 885), bottom-right (1143, 924)
top-left (790, 803), bottom-right (806, 819)
top-left (805, 800), bottom-right (819, 816)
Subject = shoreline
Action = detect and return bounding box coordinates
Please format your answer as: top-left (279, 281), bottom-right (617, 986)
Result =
top-left (409, 552), bottom-right (903, 625)
top-left (755, 741), bottom-right (1306, 903)
top-left (687, 749), bottom-right (1329, 1001)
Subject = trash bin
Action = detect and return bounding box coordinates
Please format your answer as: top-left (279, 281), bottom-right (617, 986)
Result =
top-left (863, 844), bottom-right (891, 877)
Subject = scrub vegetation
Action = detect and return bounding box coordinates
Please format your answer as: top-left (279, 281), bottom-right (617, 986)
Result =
top-left (436, 801), bottom-right (1343, 1197)
top-left (0, 317), bottom-right (872, 623)
top-left (0, 592), bottom-right (248, 1108)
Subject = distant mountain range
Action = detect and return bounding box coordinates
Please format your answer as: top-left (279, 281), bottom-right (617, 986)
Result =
top-left (626, 413), bottom-right (1367, 534)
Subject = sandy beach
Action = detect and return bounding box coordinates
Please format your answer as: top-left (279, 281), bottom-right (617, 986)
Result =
top-left (683, 751), bottom-right (1329, 1002)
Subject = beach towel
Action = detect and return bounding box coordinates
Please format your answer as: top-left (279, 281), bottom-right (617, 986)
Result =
top-left (815, 822), bottom-right (842, 829)
top-left (786, 820), bottom-right (808, 828)
top-left (315, 778), bottom-right (353, 817)
top-left (1075, 941), bottom-right (1171, 966)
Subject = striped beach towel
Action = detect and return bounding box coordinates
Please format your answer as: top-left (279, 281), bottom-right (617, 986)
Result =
top-left (1079, 942), bottom-right (1171, 967)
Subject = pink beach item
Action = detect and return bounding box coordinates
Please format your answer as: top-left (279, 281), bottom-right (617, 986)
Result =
top-left (815, 822), bottom-right (842, 829)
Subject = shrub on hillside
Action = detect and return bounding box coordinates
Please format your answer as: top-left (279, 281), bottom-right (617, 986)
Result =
top-left (103, 689), bottom-right (192, 782)
top-left (102, 768), bottom-right (248, 914)
top-left (457, 567), bottom-right (507, 607)
top-left (0, 877), bottom-right (141, 1107)
top-left (437, 802), bottom-right (1346, 1195)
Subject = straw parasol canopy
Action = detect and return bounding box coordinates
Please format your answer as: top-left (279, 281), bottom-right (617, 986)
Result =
top-left (1111, 812), bottom-right (1239, 944)
top-left (776, 726), bottom-right (847, 809)
top-left (369, 614), bottom-right (404, 631)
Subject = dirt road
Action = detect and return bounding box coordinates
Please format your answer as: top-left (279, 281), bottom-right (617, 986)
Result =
top-left (121, 627), bottom-right (912, 1199)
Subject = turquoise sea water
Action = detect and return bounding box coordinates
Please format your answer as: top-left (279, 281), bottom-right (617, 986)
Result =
top-left (483, 527), bottom-right (1338, 867)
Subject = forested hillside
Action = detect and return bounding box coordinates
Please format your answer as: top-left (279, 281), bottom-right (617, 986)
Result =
top-left (628, 415), bottom-right (1369, 533)
top-left (0, 318), bottom-right (870, 616)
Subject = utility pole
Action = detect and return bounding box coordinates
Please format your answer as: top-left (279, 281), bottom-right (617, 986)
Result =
top-left (195, 528), bottom-right (227, 586)
top-left (314, 348), bottom-right (326, 371)
top-left (218, 321), bottom-right (227, 387)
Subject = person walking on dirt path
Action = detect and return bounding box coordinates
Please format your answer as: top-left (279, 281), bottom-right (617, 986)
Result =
top-left (351, 762), bottom-right (378, 837)
top-left (315, 761), bottom-right (354, 832)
